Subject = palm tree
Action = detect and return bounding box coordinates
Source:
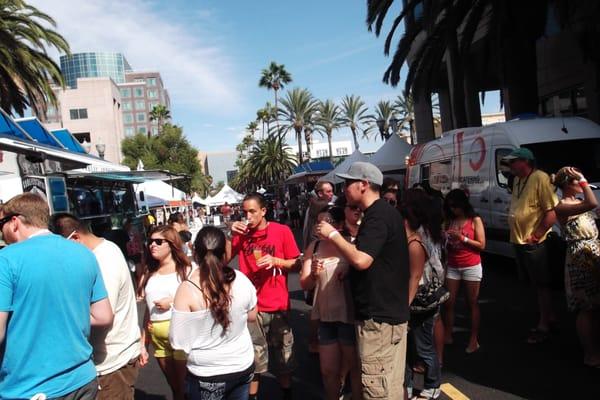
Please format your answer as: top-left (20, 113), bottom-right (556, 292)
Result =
top-left (366, 1), bottom-right (600, 122)
top-left (315, 100), bottom-right (343, 163)
top-left (372, 100), bottom-right (397, 141)
top-left (246, 121), bottom-right (259, 140)
top-left (258, 62), bottom-right (292, 130)
top-left (233, 135), bottom-right (296, 191)
top-left (256, 108), bottom-right (268, 139)
top-left (149, 104), bottom-right (171, 137)
top-left (279, 88), bottom-right (318, 164)
top-left (0, 0), bottom-right (70, 117)
top-left (340, 95), bottom-right (372, 150)
top-left (394, 91), bottom-right (441, 143)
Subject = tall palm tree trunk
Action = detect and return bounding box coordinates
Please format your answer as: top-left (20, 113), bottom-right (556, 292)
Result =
top-left (304, 128), bottom-right (312, 161)
top-left (327, 130), bottom-right (334, 163)
top-left (350, 126), bottom-right (360, 150)
top-left (295, 127), bottom-right (304, 164)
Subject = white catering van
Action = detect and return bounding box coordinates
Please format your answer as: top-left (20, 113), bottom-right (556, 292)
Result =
top-left (406, 117), bottom-right (600, 257)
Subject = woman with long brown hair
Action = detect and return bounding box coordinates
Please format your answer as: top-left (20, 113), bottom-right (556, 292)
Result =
top-left (139, 225), bottom-right (192, 400)
top-left (169, 226), bottom-right (257, 400)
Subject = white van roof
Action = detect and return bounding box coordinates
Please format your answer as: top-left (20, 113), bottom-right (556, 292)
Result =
top-left (487, 117), bottom-right (600, 146)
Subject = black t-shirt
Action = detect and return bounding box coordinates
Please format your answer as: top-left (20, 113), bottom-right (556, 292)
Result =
top-left (351, 198), bottom-right (409, 324)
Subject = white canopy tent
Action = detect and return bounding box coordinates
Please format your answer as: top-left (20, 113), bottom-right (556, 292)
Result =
top-left (319, 150), bottom-right (370, 184)
top-left (206, 185), bottom-right (244, 206)
top-left (136, 179), bottom-right (186, 208)
top-left (369, 134), bottom-right (413, 172)
top-left (191, 194), bottom-right (208, 206)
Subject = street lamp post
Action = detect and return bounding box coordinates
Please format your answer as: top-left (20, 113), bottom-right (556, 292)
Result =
top-left (376, 119), bottom-right (387, 140)
top-left (81, 140), bottom-right (92, 154)
top-left (96, 142), bottom-right (106, 159)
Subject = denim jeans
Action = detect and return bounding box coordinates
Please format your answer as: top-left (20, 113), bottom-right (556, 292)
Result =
top-left (405, 311), bottom-right (441, 390)
top-left (186, 371), bottom-right (253, 400)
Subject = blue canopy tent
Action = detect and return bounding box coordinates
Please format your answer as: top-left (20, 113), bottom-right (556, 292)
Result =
top-left (51, 128), bottom-right (87, 154)
top-left (0, 111), bottom-right (34, 141)
top-left (285, 160), bottom-right (334, 184)
top-left (14, 117), bottom-right (65, 148)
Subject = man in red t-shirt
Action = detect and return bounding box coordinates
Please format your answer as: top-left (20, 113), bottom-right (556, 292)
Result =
top-left (230, 193), bottom-right (300, 400)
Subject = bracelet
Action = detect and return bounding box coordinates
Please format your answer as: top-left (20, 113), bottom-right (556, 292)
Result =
top-left (463, 236), bottom-right (468, 243)
top-left (328, 230), bottom-right (340, 239)
top-left (579, 180), bottom-right (588, 188)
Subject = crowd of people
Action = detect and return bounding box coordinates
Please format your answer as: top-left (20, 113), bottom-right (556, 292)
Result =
top-left (0, 146), bottom-right (598, 400)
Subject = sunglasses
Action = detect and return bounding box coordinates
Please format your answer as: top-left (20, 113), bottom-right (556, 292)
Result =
top-left (0, 214), bottom-right (19, 231)
top-left (148, 238), bottom-right (169, 246)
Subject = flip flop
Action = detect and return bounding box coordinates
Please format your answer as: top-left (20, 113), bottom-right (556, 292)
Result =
top-left (527, 328), bottom-right (549, 344)
top-left (465, 344), bottom-right (480, 354)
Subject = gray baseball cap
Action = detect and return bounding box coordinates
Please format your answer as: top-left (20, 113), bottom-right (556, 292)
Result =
top-left (336, 161), bottom-right (383, 185)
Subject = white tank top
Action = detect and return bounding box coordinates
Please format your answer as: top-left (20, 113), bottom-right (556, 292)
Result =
top-left (145, 271), bottom-right (183, 321)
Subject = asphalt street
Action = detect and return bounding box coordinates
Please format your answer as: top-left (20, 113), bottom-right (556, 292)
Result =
top-left (134, 236), bottom-right (600, 399)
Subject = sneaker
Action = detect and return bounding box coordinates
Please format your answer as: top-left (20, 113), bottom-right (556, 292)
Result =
top-left (417, 388), bottom-right (441, 399)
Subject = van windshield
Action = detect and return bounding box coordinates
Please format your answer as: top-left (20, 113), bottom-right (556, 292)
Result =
top-left (525, 138), bottom-right (600, 182)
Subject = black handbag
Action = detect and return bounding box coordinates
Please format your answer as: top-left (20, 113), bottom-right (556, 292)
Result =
top-left (410, 267), bottom-right (449, 313)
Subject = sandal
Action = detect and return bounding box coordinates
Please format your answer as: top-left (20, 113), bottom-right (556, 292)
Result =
top-left (527, 328), bottom-right (549, 344)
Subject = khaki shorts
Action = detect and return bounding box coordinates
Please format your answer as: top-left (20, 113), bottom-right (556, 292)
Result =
top-left (356, 319), bottom-right (407, 400)
top-left (249, 311), bottom-right (296, 375)
top-left (97, 359), bottom-right (139, 400)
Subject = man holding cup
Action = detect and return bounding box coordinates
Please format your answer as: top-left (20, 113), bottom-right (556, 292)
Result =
top-left (230, 193), bottom-right (301, 400)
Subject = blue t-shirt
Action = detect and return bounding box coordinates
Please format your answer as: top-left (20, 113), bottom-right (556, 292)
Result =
top-left (0, 234), bottom-right (108, 399)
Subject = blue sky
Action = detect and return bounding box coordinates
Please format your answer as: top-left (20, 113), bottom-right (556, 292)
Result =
top-left (32, 0), bottom-right (501, 153)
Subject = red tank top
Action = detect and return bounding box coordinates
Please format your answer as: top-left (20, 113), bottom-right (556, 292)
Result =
top-left (446, 218), bottom-right (481, 268)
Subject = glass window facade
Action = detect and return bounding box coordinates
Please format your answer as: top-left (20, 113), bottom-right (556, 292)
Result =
top-left (124, 126), bottom-right (134, 136)
top-left (137, 126), bottom-right (147, 135)
top-left (151, 126), bottom-right (159, 135)
top-left (60, 52), bottom-right (130, 88)
top-left (135, 100), bottom-right (146, 110)
top-left (122, 102), bottom-right (132, 111)
top-left (123, 113), bottom-right (133, 124)
top-left (120, 88), bottom-right (131, 98)
top-left (147, 78), bottom-right (157, 86)
top-left (147, 89), bottom-right (158, 99)
top-left (136, 113), bottom-right (146, 122)
top-left (134, 87), bottom-right (144, 98)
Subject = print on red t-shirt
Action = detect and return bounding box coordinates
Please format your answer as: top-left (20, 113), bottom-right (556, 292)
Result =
top-left (232, 222), bottom-right (300, 312)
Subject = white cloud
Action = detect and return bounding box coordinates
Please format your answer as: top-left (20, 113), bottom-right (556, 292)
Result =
top-left (30, 0), bottom-right (241, 113)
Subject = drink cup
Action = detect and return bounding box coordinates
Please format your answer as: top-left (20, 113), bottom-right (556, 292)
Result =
top-left (253, 248), bottom-right (263, 261)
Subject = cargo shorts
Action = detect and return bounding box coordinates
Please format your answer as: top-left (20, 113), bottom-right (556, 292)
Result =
top-left (248, 311), bottom-right (296, 376)
top-left (356, 319), bottom-right (407, 400)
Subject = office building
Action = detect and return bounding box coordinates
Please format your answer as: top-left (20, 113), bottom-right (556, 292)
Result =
top-left (43, 77), bottom-right (125, 164)
top-left (120, 71), bottom-right (171, 137)
top-left (60, 52), bottom-right (132, 89)
top-left (288, 139), bottom-right (353, 161)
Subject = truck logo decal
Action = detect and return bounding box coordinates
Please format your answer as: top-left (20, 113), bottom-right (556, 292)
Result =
top-left (469, 137), bottom-right (486, 171)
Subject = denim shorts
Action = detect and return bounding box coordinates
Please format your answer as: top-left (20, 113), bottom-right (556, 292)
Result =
top-left (318, 321), bottom-right (356, 346)
top-left (186, 369), bottom-right (253, 400)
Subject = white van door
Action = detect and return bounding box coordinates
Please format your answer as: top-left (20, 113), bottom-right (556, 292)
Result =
top-left (488, 147), bottom-right (514, 240)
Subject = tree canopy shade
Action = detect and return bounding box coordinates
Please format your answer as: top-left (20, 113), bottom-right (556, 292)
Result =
top-left (121, 124), bottom-right (210, 195)
top-left (366, 0), bottom-right (600, 119)
top-left (0, 0), bottom-right (70, 117)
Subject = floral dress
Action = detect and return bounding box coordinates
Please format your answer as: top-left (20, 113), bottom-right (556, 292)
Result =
top-left (563, 211), bottom-right (600, 311)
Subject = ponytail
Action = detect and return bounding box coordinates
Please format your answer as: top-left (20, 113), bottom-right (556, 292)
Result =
top-left (193, 226), bottom-right (235, 333)
top-left (199, 251), bottom-right (236, 332)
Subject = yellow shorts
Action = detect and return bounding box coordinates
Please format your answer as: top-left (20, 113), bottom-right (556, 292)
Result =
top-left (149, 319), bottom-right (186, 360)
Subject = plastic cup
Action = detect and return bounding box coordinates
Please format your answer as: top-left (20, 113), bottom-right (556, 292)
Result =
top-left (253, 249), bottom-right (263, 260)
